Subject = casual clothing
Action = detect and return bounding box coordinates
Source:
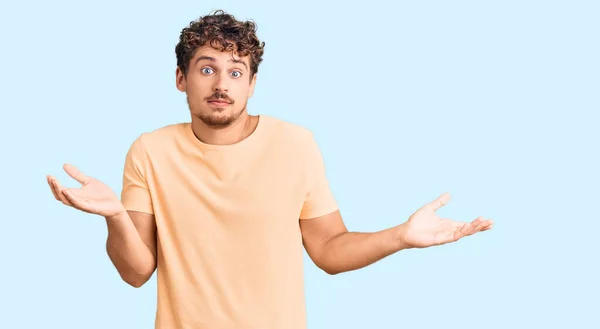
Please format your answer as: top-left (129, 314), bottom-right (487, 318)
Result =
top-left (120, 115), bottom-right (338, 329)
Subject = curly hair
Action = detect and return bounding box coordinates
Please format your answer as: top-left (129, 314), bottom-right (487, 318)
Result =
top-left (175, 10), bottom-right (266, 79)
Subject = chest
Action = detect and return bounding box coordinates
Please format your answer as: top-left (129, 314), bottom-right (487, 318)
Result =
top-left (148, 148), bottom-right (307, 228)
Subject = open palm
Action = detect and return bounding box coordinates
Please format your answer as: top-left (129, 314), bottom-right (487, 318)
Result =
top-left (403, 192), bottom-right (493, 248)
top-left (47, 164), bottom-right (125, 218)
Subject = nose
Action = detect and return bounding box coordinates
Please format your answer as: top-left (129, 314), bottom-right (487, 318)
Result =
top-left (212, 73), bottom-right (229, 93)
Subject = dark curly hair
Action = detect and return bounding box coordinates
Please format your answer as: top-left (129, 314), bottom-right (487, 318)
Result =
top-left (175, 10), bottom-right (266, 79)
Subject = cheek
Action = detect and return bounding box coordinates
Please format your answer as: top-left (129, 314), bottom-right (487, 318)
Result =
top-left (186, 80), bottom-right (210, 97)
top-left (233, 85), bottom-right (251, 98)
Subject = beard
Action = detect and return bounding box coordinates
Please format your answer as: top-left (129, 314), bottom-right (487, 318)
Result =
top-left (188, 95), bottom-right (247, 128)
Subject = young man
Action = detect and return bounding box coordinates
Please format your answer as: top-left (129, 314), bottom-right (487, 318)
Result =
top-left (46, 10), bottom-right (493, 329)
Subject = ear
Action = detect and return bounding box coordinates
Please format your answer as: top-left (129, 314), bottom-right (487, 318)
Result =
top-left (248, 74), bottom-right (257, 98)
top-left (176, 66), bottom-right (186, 92)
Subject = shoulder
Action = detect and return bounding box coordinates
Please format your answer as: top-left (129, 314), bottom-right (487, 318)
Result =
top-left (128, 122), bottom-right (188, 151)
top-left (263, 115), bottom-right (316, 146)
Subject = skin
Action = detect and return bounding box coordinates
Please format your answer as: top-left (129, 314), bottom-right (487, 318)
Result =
top-left (175, 44), bottom-right (259, 146)
top-left (46, 43), bottom-right (493, 287)
top-left (47, 165), bottom-right (156, 287)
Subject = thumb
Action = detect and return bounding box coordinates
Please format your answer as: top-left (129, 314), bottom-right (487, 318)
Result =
top-left (429, 192), bottom-right (451, 212)
top-left (63, 163), bottom-right (91, 185)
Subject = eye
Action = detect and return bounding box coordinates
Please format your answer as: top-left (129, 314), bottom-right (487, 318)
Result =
top-left (201, 67), bottom-right (214, 75)
top-left (231, 71), bottom-right (242, 78)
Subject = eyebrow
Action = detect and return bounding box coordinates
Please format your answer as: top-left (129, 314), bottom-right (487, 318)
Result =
top-left (194, 55), bottom-right (248, 70)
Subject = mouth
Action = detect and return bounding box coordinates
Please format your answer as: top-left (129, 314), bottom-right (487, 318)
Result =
top-left (207, 99), bottom-right (232, 107)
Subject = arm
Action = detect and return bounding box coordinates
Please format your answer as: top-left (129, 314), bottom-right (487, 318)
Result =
top-left (300, 210), bottom-right (407, 275)
top-left (48, 135), bottom-right (159, 287)
top-left (47, 164), bottom-right (158, 287)
top-left (297, 132), bottom-right (407, 275)
top-left (107, 133), bottom-right (158, 287)
top-left (301, 194), bottom-right (493, 275)
top-left (298, 132), bottom-right (493, 275)
top-left (105, 210), bottom-right (157, 288)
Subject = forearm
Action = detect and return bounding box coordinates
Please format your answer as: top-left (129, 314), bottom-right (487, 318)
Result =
top-left (318, 224), bottom-right (409, 275)
top-left (105, 211), bottom-right (155, 287)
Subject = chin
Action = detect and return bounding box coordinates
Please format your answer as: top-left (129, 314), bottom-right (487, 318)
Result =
top-left (195, 108), bottom-right (243, 128)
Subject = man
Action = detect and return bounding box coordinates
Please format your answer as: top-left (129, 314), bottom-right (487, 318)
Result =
top-left (46, 10), bottom-right (493, 329)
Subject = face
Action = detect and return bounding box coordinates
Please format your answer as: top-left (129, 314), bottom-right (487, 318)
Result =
top-left (176, 44), bottom-right (257, 128)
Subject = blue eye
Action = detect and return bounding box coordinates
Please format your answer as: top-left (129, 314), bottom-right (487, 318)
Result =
top-left (231, 71), bottom-right (242, 78)
top-left (202, 67), bottom-right (213, 74)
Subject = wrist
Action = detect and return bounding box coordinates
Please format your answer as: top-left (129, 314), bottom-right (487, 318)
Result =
top-left (106, 208), bottom-right (128, 223)
top-left (392, 223), bottom-right (413, 250)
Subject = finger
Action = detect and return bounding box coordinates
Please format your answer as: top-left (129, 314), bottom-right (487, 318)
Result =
top-left (467, 218), bottom-right (494, 236)
top-left (480, 220), bottom-right (494, 231)
top-left (62, 188), bottom-right (89, 211)
top-left (49, 177), bottom-right (65, 203)
top-left (473, 219), bottom-right (493, 231)
top-left (63, 163), bottom-right (91, 185)
top-left (466, 217), bottom-right (485, 235)
top-left (47, 176), bottom-right (60, 201)
top-left (52, 179), bottom-right (74, 207)
top-left (429, 192), bottom-right (451, 212)
top-left (452, 223), bottom-right (469, 241)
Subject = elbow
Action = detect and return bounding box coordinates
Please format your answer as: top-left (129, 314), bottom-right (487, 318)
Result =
top-left (318, 262), bottom-right (343, 275)
top-left (123, 273), bottom-right (152, 288)
top-left (313, 253), bottom-right (343, 275)
top-left (120, 266), bottom-right (155, 288)
top-left (324, 268), bottom-right (341, 275)
top-left (127, 280), bottom-right (147, 288)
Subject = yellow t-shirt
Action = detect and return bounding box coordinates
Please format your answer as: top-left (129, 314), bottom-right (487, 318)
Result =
top-left (120, 115), bottom-right (338, 329)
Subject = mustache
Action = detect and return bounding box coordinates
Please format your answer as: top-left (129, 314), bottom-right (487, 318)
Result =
top-left (206, 92), bottom-right (234, 104)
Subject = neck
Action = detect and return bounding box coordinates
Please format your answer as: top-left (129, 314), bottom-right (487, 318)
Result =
top-left (191, 112), bottom-right (259, 146)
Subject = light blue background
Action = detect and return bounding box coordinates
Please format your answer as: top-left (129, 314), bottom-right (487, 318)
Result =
top-left (1, 0), bottom-right (598, 328)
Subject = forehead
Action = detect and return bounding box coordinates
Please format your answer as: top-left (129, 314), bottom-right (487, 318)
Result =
top-left (192, 45), bottom-right (250, 68)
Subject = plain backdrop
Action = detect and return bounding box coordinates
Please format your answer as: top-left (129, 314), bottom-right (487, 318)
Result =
top-left (0, 0), bottom-right (598, 328)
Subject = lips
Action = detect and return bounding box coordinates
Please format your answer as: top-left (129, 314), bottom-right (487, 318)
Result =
top-left (207, 99), bottom-right (231, 105)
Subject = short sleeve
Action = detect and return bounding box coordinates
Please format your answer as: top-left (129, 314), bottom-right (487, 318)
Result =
top-left (121, 135), bottom-right (154, 214)
top-left (299, 133), bottom-right (338, 219)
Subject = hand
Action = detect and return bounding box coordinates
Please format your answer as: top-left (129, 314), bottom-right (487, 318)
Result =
top-left (47, 164), bottom-right (126, 218)
top-left (401, 192), bottom-right (493, 248)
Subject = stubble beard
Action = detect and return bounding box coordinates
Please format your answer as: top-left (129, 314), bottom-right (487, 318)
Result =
top-left (188, 97), bottom-right (247, 129)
